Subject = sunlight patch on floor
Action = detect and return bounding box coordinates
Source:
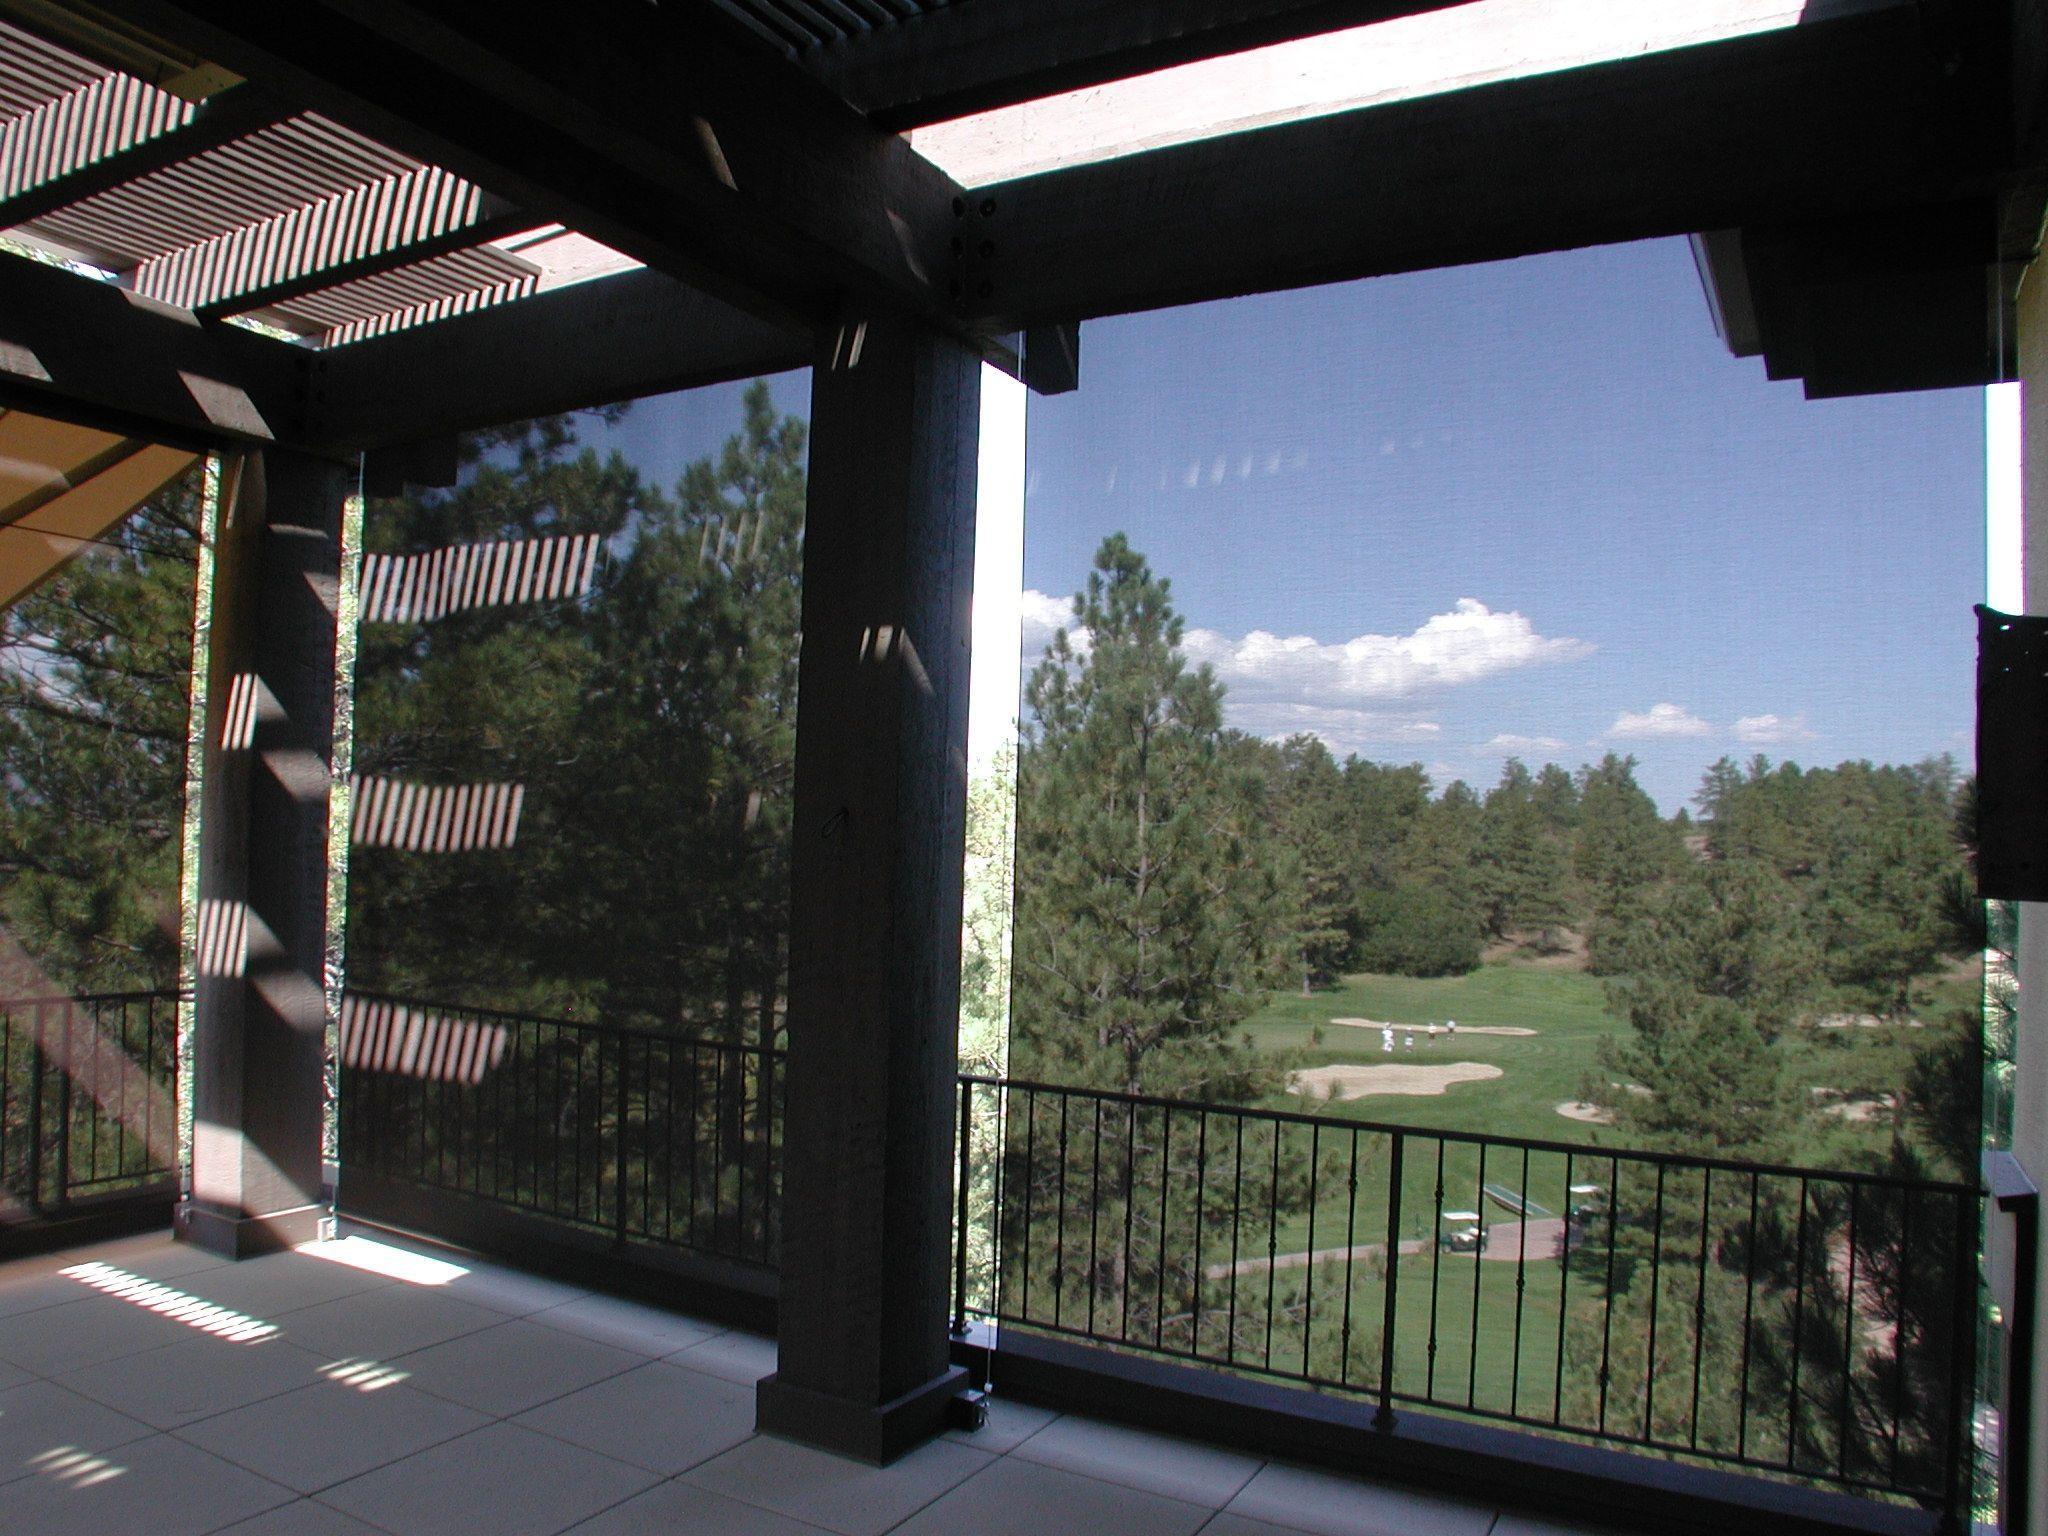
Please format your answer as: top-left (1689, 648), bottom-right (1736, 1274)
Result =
top-left (58, 1261), bottom-right (277, 1342)
top-left (297, 1234), bottom-right (466, 1286)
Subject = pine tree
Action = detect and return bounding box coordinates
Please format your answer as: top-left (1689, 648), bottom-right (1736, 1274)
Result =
top-left (1010, 534), bottom-right (1296, 1098)
top-left (1574, 753), bottom-right (1681, 969)
top-left (0, 474), bottom-right (201, 995)
top-left (1593, 858), bottom-right (1814, 1156)
top-left (1266, 734), bottom-right (1353, 992)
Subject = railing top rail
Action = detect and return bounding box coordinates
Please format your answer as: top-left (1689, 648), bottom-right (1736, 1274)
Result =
top-left (0, 989), bottom-right (187, 1008)
top-left (960, 1073), bottom-right (1981, 1197)
top-left (342, 988), bottom-right (786, 1058)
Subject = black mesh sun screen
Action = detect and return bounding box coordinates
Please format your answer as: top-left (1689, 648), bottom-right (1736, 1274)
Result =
top-left (1978, 603), bottom-right (2048, 900)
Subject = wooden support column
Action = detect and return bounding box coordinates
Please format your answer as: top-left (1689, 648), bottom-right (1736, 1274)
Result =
top-left (177, 449), bottom-right (349, 1258)
top-left (757, 315), bottom-right (981, 1462)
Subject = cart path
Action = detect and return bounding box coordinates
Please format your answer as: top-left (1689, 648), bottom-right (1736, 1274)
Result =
top-left (1209, 1217), bottom-right (1568, 1279)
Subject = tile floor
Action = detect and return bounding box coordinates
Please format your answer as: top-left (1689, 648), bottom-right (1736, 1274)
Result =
top-left (0, 1225), bottom-right (1616, 1536)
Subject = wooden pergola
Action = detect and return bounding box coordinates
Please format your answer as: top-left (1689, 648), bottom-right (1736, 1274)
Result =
top-left (0, 0), bottom-right (2042, 1505)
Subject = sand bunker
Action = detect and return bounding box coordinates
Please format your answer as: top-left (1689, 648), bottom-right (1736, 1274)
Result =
top-left (1288, 1062), bottom-right (1502, 1100)
top-left (1329, 1018), bottom-right (1536, 1038)
top-left (1811, 1087), bottom-right (1898, 1123)
top-left (1555, 1101), bottom-right (1616, 1125)
top-left (1814, 1014), bottom-right (1924, 1030)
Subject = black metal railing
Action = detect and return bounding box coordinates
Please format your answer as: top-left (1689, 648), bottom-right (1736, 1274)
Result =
top-left (953, 1074), bottom-right (1982, 1517)
top-left (0, 991), bottom-right (181, 1227)
top-left (337, 991), bottom-right (781, 1268)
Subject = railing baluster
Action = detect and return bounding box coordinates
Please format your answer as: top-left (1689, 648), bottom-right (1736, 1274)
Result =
top-left (1375, 1128), bottom-right (1403, 1431)
top-left (1088, 1097), bottom-right (1103, 1336)
top-left (1598, 1157), bottom-right (1620, 1435)
top-left (1510, 1143), bottom-right (1530, 1418)
top-left (1940, 1187), bottom-right (1977, 1532)
top-left (1054, 1092), bottom-right (1069, 1329)
top-left (1469, 1141), bottom-right (1486, 1409)
top-left (1427, 1137), bottom-right (1445, 1402)
top-left (1191, 1109), bottom-right (1209, 1359)
top-left (1265, 1118), bottom-right (1281, 1371)
top-left (1691, 1166), bottom-right (1712, 1451)
top-left (1788, 1178), bottom-right (1812, 1470)
top-left (1838, 1181), bottom-right (1859, 1480)
top-left (954, 1077), bottom-right (972, 1335)
top-left (1644, 1161), bottom-right (1667, 1441)
top-left (1155, 1104), bottom-right (1171, 1351)
top-left (1339, 1127), bottom-right (1359, 1389)
top-left (1302, 1121), bottom-right (1320, 1379)
top-left (1554, 1150), bottom-right (1573, 1427)
top-left (1228, 1113), bottom-right (1243, 1365)
top-left (1739, 1170), bottom-right (1760, 1460)
top-left (1121, 1096), bottom-right (1138, 1342)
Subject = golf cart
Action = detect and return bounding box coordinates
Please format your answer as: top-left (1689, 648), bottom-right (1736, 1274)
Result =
top-left (1439, 1209), bottom-right (1484, 1253)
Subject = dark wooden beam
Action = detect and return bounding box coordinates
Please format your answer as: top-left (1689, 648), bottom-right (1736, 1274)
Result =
top-left (759, 313), bottom-right (979, 1463)
top-left (0, 250), bottom-right (313, 449)
top-left (0, 80), bottom-right (281, 229)
top-left (815, 0), bottom-right (1468, 130)
top-left (306, 268), bottom-right (809, 452)
top-left (121, 0), bottom-right (968, 334)
top-left (967, 5), bottom-right (2020, 331)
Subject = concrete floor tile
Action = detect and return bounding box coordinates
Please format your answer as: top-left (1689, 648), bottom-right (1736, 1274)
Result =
top-left (0, 1378), bottom-right (156, 1483)
top-left (1224, 1464), bottom-right (1497, 1536)
top-left (214, 1499), bottom-right (395, 1535)
top-left (563, 1480), bottom-right (838, 1535)
top-left (163, 1248), bottom-right (399, 1320)
top-left (396, 1317), bottom-right (645, 1417)
top-left (668, 1327), bottom-right (777, 1382)
top-left (685, 1431), bottom-right (994, 1536)
top-left (58, 1333), bottom-right (329, 1429)
top-left (1011, 1413), bottom-right (1261, 1506)
top-left (0, 1292), bottom-right (204, 1374)
top-left (893, 1456), bottom-right (1214, 1536)
top-left (529, 1291), bottom-right (723, 1356)
top-left (514, 1359), bottom-right (755, 1474)
top-left (177, 1376), bottom-right (490, 1493)
top-left (0, 1431), bottom-right (294, 1536)
top-left (276, 1282), bottom-right (512, 1361)
top-left (316, 1421), bottom-right (657, 1536)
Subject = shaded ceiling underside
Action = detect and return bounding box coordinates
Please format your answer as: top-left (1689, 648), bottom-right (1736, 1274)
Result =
top-left (0, 13), bottom-right (638, 350)
top-left (0, 0), bottom-right (2039, 466)
top-left (0, 404), bottom-right (194, 608)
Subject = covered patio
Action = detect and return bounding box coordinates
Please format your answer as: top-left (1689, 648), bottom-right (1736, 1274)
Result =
top-left (2, 2), bottom-right (2047, 1535)
top-left (0, 1223), bottom-right (1576, 1536)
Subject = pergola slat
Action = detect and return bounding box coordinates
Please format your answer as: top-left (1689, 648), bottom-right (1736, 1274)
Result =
top-left (123, 161), bottom-right (514, 313)
top-left (0, 77), bottom-right (279, 232)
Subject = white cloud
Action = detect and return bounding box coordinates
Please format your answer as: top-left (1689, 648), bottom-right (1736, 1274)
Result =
top-left (1017, 593), bottom-right (1589, 756)
top-left (1179, 598), bottom-right (1591, 705)
top-left (1733, 712), bottom-right (1815, 744)
top-left (1017, 588), bottom-right (1082, 662)
top-left (1608, 702), bottom-right (1712, 739)
top-left (1230, 701), bottom-right (1443, 756)
top-left (1479, 733), bottom-right (1567, 754)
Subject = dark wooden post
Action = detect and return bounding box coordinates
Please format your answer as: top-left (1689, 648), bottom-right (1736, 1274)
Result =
top-left (756, 314), bottom-right (981, 1462)
top-left (178, 449), bottom-right (349, 1258)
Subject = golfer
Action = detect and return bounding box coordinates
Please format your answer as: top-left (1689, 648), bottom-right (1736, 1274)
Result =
top-left (1447, 1018), bottom-right (1457, 1038)
top-left (1381, 1025), bottom-right (1394, 1054)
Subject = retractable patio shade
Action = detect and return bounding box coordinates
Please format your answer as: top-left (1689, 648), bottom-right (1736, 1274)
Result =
top-left (0, 405), bottom-right (195, 608)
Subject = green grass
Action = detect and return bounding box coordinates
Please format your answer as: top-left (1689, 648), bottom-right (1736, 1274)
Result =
top-left (1240, 955), bottom-right (1958, 1167)
top-left (1243, 960), bottom-right (1629, 1146)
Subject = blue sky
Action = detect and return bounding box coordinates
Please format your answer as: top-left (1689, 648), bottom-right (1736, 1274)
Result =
top-left (561, 236), bottom-right (1984, 817)
top-left (1018, 236), bottom-right (1987, 814)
